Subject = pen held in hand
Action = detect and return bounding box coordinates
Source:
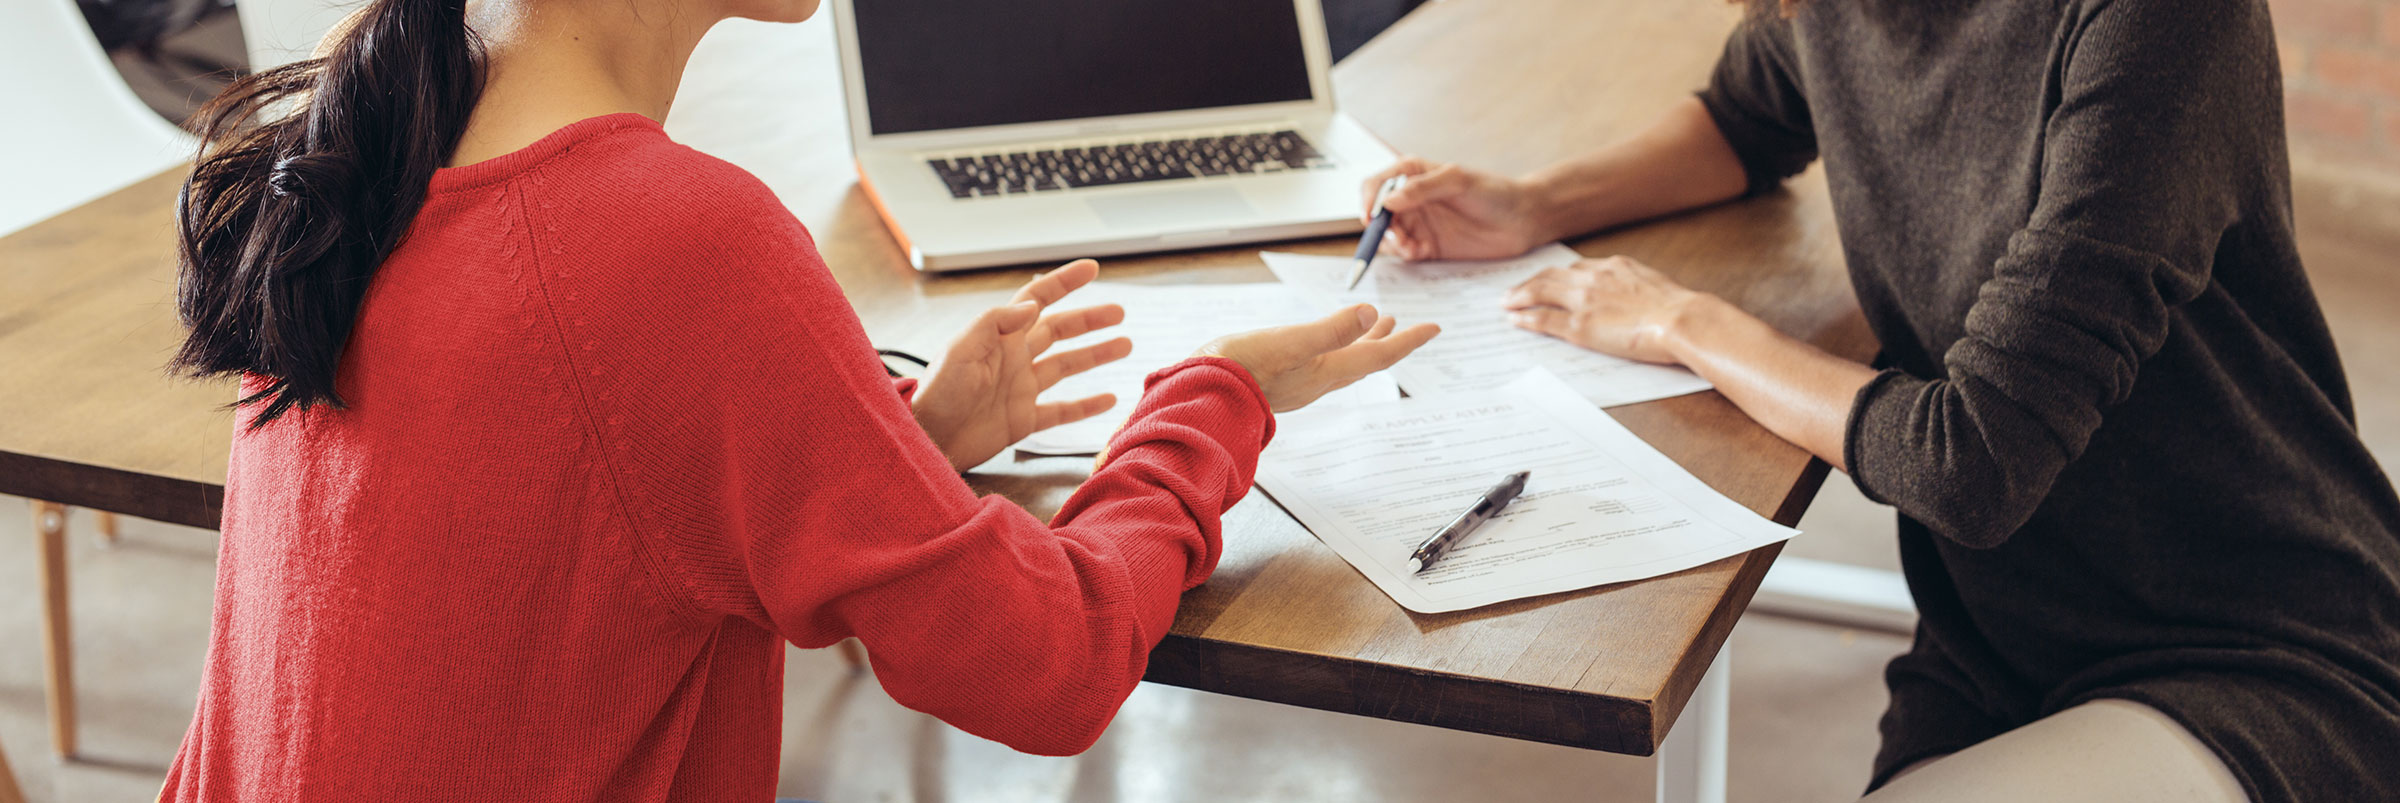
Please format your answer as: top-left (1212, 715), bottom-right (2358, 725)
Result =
top-left (1408, 469), bottom-right (1531, 574)
top-left (1346, 174), bottom-right (1407, 291)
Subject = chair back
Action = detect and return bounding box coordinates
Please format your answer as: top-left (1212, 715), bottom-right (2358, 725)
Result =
top-left (239, 0), bottom-right (366, 73)
top-left (0, 0), bottom-right (194, 237)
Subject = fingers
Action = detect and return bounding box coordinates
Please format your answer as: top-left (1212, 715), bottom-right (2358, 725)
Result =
top-left (1318, 321), bottom-right (1441, 379)
top-left (1033, 393), bottom-right (1118, 431)
top-left (1385, 211), bottom-right (1431, 261)
top-left (1359, 156), bottom-right (1438, 221)
top-left (1031, 336), bottom-right (1132, 389)
top-left (1504, 269), bottom-right (1584, 311)
top-left (1363, 312), bottom-right (1397, 340)
top-left (979, 299), bottom-right (1042, 338)
top-left (1012, 258), bottom-right (1101, 309)
top-left (1294, 304), bottom-right (1381, 355)
top-left (1378, 163), bottom-right (1470, 214)
top-left (1028, 303), bottom-right (1125, 354)
top-left (1509, 307), bottom-right (1575, 340)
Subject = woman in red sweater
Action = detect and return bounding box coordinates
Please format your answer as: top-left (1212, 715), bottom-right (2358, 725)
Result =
top-left (158, 0), bottom-right (1437, 798)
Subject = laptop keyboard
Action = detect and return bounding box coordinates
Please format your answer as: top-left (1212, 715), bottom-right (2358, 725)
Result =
top-left (926, 129), bottom-right (1332, 199)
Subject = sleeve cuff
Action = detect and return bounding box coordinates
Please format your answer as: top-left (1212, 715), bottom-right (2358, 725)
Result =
top-left (1693, 88), bottom-right (1815, 198)
top-left (1842, 368), bottom-right (1917, 508)
top-left (1143, 356), bottom-right (1276, 449)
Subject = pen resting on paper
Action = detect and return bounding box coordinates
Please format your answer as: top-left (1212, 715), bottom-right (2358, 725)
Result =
top-left (1408, 470), bottom-right (1531, 574)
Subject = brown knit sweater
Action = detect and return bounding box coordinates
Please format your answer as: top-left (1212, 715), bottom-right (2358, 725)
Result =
top-left (1697, 0), bottom-right (2400, 799)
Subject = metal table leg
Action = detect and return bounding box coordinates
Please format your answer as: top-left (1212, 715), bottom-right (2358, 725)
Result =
top-left (1655, 643), bottom-right (1728, 803)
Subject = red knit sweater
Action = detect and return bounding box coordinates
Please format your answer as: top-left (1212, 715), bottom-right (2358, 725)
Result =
top-left (160, 113), bottom-right (1273, 801)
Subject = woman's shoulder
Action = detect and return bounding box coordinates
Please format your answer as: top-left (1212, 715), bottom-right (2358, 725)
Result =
top-left (524, 116), bottom-right (791, 230)
top-left (2065, 0), bottom-right (2271, 50)
top-left (433, 113), bottom-right (793, 242)
top-left (488, 116), bottom-right (842, 329)
top-left (490, 115), bottom-right (818, 274)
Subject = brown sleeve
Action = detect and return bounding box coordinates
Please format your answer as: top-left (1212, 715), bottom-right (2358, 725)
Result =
top-left (1842, 0), bottom-right (2273, 547)
top-left (1695, 15), bottom-right (1818, 196)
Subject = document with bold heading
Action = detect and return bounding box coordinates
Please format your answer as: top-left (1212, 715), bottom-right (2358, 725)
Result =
top-left (1260, 244), bottom-right (1712, 409)
top-left (1016, 281), bottom-right (1399, 456)
top-left (1254, 368), bottom-right (1796, 614)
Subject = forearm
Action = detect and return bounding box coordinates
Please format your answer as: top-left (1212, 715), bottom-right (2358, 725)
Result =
top-left (1660, 295), bottom-right (1875, 471)
top-left (820, 362), bottom-right (1269, 757)
top-left (1523, 97), bottom-right (1751, 241)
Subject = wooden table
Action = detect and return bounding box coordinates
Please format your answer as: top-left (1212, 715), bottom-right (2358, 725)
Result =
top-left (0, 0), bottom-right (1876, 800)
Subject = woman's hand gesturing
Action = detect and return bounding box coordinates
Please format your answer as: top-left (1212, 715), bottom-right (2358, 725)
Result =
top-left (1198, 305), bottom-right (1440, 413)
top-left (911, 259), bottom-right (1132, 471)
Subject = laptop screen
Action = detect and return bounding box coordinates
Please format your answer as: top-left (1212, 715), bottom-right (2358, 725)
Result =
top-left (851, 0), bottom-right (1317, 136)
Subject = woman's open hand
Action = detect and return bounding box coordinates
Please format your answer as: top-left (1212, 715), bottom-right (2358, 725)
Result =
top-left (1198, 305), bottom-right (1440, 412)
top-left (1501, 255), bottom-right (1710, 365)
top-left (912, 259), bottom-right (1131, 471)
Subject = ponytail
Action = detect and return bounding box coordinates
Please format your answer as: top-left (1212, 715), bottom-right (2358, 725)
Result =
top-left (173, 0), bottom-right (483, 428)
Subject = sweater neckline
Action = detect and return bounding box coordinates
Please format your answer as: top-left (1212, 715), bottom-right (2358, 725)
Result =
top-left (428, 112), bottom-right (664, 193)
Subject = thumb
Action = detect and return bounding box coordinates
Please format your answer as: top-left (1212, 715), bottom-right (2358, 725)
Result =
top-left (1297, 304), bottom-right (1379, 355)
top-left (986, 300), bottom-right (1041, 337)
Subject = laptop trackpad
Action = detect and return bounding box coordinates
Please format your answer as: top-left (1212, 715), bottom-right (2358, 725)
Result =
top-left (1090, 187), bottom-right (1257, 230)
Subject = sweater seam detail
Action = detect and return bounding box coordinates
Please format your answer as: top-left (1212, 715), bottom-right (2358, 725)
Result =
top-left (517, 176), bottom-right (712, 623)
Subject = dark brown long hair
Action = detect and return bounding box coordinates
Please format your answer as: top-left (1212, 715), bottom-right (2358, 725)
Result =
top-left (1740, 0), bottom-right (1809, 17)
top-left (171, 0), bottom-right (484, 428)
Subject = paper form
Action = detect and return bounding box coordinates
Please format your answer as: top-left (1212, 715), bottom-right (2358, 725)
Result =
top-left (1254, 368), bottom-right (1795, 614)
top-left (1014, 282), bottom-right (1400, 456)
top-left (1260, 244), bottom-right (1713, 408)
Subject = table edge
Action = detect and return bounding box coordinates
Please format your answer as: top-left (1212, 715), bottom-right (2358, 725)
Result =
top-left (0, 449), bottom-right (222, 529)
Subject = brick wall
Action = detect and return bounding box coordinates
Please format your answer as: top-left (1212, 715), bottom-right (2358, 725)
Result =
top-left (2275, 0), bottom-right (2400, 186)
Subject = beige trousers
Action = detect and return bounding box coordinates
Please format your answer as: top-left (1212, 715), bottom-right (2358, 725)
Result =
top-left (1863, 699), bottom-right (2249, 803)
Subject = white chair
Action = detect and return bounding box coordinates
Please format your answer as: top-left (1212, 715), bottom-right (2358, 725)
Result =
top-left (237, 0), bottom-right (365, 73)
top-left (0, 0), bottom-right (193, 236)
top-left (2, 0), bottom-right (201, 760)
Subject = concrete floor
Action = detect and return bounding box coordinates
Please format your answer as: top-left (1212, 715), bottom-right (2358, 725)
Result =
top-left (2, 176), bottom-right (2392, 802)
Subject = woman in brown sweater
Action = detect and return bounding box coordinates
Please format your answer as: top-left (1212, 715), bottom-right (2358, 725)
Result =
top-left (1363, 0), bottom-right (2400, 800)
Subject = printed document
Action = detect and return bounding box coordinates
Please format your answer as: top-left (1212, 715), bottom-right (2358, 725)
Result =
top-left (1254, 368), bottom-right (1795, 613)
top-left (1016, 282), bottom-right (1399, 455)
top-left (1260, 244), bottom-right (1712, 408)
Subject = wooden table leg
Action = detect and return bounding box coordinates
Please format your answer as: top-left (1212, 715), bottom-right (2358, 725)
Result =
top-left (32, 500), bottom-right (77, 760)
top-left (1655, 643), bottom-right (1728, 803)
top-left (0, 735), bottom-right (26, 803)
top-left (94, 510), bottom-right (120, 547)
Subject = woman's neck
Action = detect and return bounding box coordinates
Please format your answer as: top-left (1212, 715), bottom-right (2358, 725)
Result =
top-left (448, 0), bottom-right (723, 167)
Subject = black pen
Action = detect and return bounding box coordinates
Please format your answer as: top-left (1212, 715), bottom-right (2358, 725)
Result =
top-left (1408, 470), bottom-right (1531, 574)
top-left (1345, 174), bottom-right (1407, 290)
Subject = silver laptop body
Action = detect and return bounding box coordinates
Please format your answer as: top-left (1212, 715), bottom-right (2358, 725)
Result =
top-left (829, 0), bottom-right (1396, 272)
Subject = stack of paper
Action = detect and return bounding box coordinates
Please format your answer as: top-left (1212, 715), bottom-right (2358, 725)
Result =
top-left (1254, 368), bottom-right (1794, 614)
top-left (1261, 244), bottom-right (1713, 408)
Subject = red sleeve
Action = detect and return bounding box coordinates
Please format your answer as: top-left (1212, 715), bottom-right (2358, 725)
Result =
top-left (532, 163), bottom-right (1267, 756)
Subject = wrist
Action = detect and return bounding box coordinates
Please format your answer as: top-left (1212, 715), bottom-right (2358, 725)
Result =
top-left (1519, 163), bottom-right (1645, 246)
top-left (1515, 168), bottom-right (1576, 246)
top-left (906, 397), bottom-right (972, 472)
top-left (1655, 291), bottom-right (1746, 367)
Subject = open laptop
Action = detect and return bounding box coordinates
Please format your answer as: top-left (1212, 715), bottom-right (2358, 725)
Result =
top-left (829, 0), bottom-right (1397, 272)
